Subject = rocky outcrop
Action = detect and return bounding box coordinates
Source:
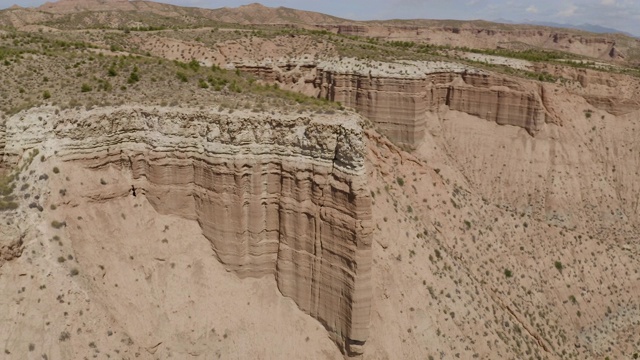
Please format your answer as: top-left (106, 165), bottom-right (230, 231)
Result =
top-left (238, 58), bottom-right (551, 146)
top-left (0, 225), bottom-right (23, 268)
top-left (583, 96), bottom-right (640, 116)
top-left (4, 106), bottom-right (373, 355)
top-left (316, 69), bottom-right (549, 144)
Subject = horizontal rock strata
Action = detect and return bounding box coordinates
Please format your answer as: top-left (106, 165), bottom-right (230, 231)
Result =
top-left (238, 58), bottom-right (551, 146)
top-left (4, 106), bottom-right (373, 355)
top-left (584, 95), bottom-right (640, 116)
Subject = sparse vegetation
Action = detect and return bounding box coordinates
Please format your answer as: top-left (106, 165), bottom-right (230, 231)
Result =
top-left (504, 269), bottom-right (513, 278)
top-left (585, 110), bottom-right (593, 119)
top-left (1, 9), bottom-right (640, 360)
top-left (59, 331), bottom-right (70, 342)
top-left (0, 172), bottom-right (18, 211)
top-left (51, 220), bottom-right (65, 229)
top-left (80, 83), bottom-right (93, 92)
top-left (176, 71), bottom-right (188, 82)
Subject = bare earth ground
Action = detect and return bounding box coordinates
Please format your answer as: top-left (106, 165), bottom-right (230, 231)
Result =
top-left (2, 102), bottom-right (638, 360)
top-left (0, 160), bottom-right (341, 359)
top-left (1, 2), bottom-right (640, 359)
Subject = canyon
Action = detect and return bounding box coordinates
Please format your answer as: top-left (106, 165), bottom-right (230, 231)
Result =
top-left (237, 59), bottom-right (551, 145)
top-left (1, 106), bottom-right (373, 355)
top-left (1, 1), bottom-right (640, 359)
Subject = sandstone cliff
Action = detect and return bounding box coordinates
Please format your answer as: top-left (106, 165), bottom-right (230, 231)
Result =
top-left (237, 58), bottom-right (553, 146)
top-left (3, 106), bottom-right (373, 355)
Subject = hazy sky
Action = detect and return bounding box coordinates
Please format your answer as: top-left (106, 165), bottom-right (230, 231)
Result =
top-left (2, 0), bottom-right (639, 35)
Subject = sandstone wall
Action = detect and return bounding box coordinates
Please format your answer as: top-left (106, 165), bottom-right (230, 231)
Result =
top-left (583, 96), bottom-right (640, 116)
top-left (314, 68), bottom-right (549, 145)
top-left (237, 60), bottom-right (551, 147)
top-left (4, 107), bottom-right (373, 355)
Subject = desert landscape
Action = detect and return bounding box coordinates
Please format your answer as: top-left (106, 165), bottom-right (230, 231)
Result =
top-left (1, 0), bottom-right (639, 359)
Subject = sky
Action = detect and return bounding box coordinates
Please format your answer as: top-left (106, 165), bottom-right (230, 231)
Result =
top-left (2, 0), bottom-right (639, 36)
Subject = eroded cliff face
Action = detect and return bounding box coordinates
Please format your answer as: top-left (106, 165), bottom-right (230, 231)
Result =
top-left (0, 225), bottom-right (23, 268)
top-left (238, 59), bottom-right (553, 146)
top-left (3, 106), bottom-right (373, 355)
top-left (317, 69), bottom-right (550, 144)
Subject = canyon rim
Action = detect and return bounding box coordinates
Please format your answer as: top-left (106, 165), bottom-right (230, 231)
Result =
top-left (1, 1), bottom-right (640, 359)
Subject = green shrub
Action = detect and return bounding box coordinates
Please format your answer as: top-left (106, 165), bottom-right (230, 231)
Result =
top-left (0, 201), bottom-right (18, 211)
top-left (188, 59), bottom-right (200, 72)
top-left (504, 269), bottom-right (513, 278)
top-left (176, 71), bottom-right (188, 82)
top-left (229, 80), bottom-right (242, 93)
top-left (98, 79), bottom-right (112, 92)
top-left (52, 166), bottom-right (59, 174)
top-left (396, 177), bottom-right (405, 186)
top-left (43, 90), bottom-right (51, 99)
top-left (59, 331), bottom-right (70, 342)
top-left (51, 220), bottom-right (65, 229)
top-left (127, 70), bottom-right (139, 84)
top-left (80, 83), bottom-right (92, 92)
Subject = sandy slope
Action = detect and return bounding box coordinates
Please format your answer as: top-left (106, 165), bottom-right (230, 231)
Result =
top-left (0, 160), bottom-right (341, 359)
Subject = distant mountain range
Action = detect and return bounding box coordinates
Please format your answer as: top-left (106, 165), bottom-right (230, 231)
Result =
top-left (494, 18), bottom-right (636, 37)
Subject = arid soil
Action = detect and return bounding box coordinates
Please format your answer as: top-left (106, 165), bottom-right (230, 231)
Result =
top-left (1, 1), bottom-right (640, 360)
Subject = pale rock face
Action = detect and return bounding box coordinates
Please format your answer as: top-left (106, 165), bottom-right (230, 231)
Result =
top-left (316, 70), bottom-right (550, 144)
top-left (0, 225), bottom-right (23, 268)
top-left (237, 58), bottom-right (552, 146)
top-left (3, 106), bottom-right (373, 355)
top-left (583, 95), bottom-right (640, 116)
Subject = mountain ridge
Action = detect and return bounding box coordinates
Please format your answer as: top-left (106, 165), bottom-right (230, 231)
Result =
top-left (0, 0), bottom-right (634, 38)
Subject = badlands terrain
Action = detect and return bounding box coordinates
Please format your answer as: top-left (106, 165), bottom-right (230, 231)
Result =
top-left (1, 1), bottom-right (640, 359)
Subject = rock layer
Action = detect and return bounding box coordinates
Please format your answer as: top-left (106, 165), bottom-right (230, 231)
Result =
top-left (317, 70), bottom-right (549, 144)
top-left (238, 59), bottom-right (552, 146)
top-left (4, 106), bottom-right (373, 355)
top-left (0, 225), bottom-right (23, 268)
